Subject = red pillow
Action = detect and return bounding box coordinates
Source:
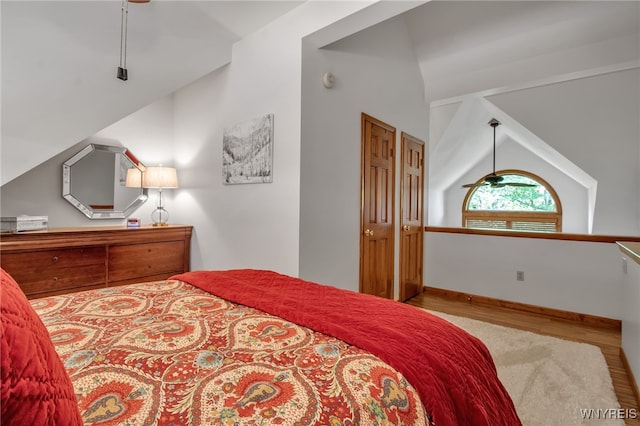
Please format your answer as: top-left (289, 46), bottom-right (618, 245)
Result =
top-left (1, 268), bottom-right (83, 425)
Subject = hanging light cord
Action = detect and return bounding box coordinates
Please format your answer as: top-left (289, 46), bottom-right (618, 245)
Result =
top-left (118, 0), bottom-right (129, 80)
top-left (120, 0), bottom-right (128, 69)
top-left (492, 121), bottom-right (496, 174)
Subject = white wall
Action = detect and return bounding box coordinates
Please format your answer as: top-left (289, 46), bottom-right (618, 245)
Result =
top-left (426, 231), bottom-right (625, 319)
top-left (168, 1), bottom-right (383, 275)
top-left (620, 249), bottom-right (640, 392)
top-left (169, 44), bottom-right (302, 274)
top-left (299, 14), bottom-right (429, 292)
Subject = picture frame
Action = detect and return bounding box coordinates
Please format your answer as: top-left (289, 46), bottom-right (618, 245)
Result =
top-left (222, 113), bottom-right (274, 184)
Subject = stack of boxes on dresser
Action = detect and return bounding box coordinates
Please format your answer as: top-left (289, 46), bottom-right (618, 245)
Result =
top-left (0, 215), bottom-right (48, 233)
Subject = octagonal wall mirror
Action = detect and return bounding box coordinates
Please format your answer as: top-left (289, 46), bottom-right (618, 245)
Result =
top-left (63, 144), bottom-right (148, 219)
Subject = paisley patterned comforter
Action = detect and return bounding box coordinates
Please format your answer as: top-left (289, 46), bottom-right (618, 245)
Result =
top-left (32, 279), bottom-right (430, 425)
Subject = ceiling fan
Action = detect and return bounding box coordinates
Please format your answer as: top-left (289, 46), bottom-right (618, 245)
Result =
top-left (461, 118), bottom-right (536, 189)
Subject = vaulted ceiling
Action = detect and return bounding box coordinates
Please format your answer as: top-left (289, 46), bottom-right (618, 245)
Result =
top-left (404, 0), bottom-right (639, 102)
top-left (2, 1), bottom-right (638, 186)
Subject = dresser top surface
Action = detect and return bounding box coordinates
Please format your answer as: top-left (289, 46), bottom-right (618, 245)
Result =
top-left (1, 224), bottom-right (190, 236)
top-left (0, 224), bottom-right (192, 251)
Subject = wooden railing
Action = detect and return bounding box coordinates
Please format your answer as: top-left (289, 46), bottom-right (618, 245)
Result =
top-left (425, 226), bottom-right (640, 243)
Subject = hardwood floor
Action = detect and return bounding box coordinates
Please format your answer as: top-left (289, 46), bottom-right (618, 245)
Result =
top-left (406, 291), bottom-right (640, 426)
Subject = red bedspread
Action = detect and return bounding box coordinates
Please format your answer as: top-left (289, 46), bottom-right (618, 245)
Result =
top-left (33, 279), bottom-right (432, 425)
top-left (1, 268), bottom-right (83, 425)
top-left (173, 269), bottom-right (521, 426)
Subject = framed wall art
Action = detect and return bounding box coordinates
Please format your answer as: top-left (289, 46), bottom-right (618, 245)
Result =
top-left (222, 113), bottom-right (274, 184)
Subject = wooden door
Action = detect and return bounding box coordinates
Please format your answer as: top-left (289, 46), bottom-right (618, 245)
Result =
top-left (360, 113), bottom-right (395, 299)
top-left (399, 132), bottom-right (424, 301)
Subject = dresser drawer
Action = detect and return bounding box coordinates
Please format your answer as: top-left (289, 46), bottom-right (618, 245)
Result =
top-left (0, 225), bottom-right (192, 298)
top-left (1, 247), bottom-right (107, 297)
top-left (18, 265), bottom-right (107, 297)
top-left (1, 247), bottom-right (106, 270)
top-left (108, 240), bottom-right (186, 282)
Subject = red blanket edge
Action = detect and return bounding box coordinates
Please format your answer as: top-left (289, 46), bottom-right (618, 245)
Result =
top-left (172, 269), bottom-right (521, 426)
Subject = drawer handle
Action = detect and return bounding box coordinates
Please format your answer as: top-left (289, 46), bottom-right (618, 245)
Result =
top-left (52, 256), bottom-right (59, 263)
top-left (52, 276), bottom-right (58, 281)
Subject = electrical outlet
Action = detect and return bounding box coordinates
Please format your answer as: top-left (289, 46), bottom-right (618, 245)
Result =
top-left (516, 271), bottom-right (525, 281)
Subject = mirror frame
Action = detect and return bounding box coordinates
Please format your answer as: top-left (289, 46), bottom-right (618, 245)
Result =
top-left (62, 144), bottom-right (148, 219)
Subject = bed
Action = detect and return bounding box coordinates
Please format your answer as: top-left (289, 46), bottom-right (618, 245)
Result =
top-left (1, 268), bottom-right (521, 426)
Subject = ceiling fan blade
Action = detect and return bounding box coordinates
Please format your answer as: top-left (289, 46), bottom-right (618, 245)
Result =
top-left (504, 182), bottom-right (537, 187)
top-left (462, 181), bottom-right (536, 189)
top-left (462, 182), bottom-right (487, 188)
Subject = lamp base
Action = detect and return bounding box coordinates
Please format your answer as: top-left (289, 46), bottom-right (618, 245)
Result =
top-left (151, 207), bottom-right (169, 227)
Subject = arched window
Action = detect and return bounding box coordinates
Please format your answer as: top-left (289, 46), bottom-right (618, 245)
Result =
top-left (462, 170), bottom-right (562, 232)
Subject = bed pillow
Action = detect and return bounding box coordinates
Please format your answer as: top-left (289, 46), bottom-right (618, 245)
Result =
top-left (1, 268), bottom-right (83, 425)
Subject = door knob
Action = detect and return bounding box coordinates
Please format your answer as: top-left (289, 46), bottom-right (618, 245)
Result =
top-left (364, 229), bottom-right (374, 237)
top-left (403, 225), bottom-right (411, 232)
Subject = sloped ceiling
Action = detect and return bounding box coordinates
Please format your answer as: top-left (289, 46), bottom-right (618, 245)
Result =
top-left (1, 0), bottom-right (304, 185)
top-left (2, 0), bottom-right (637, 187)
top-left (405, 0), bottom-right (640, 102)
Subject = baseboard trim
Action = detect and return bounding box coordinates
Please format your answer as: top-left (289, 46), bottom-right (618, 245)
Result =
top-left (620, 347), bottom-right (640, 407)
top-left (423, 286), bottom-right (621, 330)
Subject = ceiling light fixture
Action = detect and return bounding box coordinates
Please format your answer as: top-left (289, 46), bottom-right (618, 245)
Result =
top-left (117, 0), bottom-right (150, 81)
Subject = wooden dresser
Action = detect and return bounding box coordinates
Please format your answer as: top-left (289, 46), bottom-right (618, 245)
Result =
top-left (0, 225), bottom-right (192, 299)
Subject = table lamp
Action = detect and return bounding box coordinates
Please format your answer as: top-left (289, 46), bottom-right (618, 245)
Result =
top-left (142, 166), bottom-right (178, 226)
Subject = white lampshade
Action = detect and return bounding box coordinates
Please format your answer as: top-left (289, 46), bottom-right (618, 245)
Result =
top-left (142, 166), bottom-right (178, 189)
top-left (125, 168), bottom-right (143, 188)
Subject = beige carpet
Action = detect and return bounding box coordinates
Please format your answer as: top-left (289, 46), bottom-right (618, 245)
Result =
top-left (431, 311), bottom-right (624, 426)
